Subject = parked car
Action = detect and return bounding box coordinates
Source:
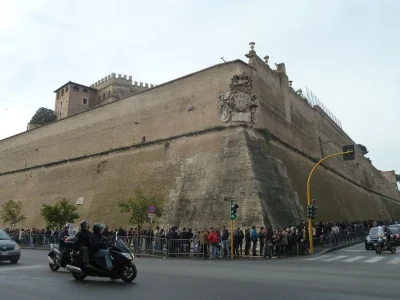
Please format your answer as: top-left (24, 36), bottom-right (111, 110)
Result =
top-left (365, 227), bottom-right (379, 250)
top-left (0, 228), bottom-right (21, 264)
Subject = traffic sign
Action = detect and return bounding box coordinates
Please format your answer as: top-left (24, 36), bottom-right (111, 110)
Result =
top-left (148, 205), bottom-right (156, 213)
top-left (148, 213), bottom-right (155, 223)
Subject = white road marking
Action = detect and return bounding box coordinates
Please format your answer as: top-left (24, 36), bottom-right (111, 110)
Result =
top-left (364, 257), bottom-right (385, 263)
top-left (342, 250), bottom-right (367, 252)
top-left (322, 255), bottom-right (348, 261)
top-left (303, 255), bottom-right (332, 261)
top-left (386, 257), bottom-right (400, 264)
top-left (0, 265), bottom-right (45, 272)
top-left (342, 256), bottom-right (366, 262)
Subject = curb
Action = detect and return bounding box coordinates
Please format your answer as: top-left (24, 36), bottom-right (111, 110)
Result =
top-left (311, 241), bottom-right (363, 256)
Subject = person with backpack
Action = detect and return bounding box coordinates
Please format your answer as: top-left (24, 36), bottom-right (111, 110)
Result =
top-left (207, 228), bottom-right (219, 259)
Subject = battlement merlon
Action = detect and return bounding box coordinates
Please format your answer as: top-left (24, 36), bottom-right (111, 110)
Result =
top-left (89, 73), bottom-right (155, 90)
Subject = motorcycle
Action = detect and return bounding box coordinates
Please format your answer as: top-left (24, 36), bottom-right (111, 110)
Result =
top-left (374, 237), bottom-right (396, 254)
top-left (66, 239), bottom-right (137, 283)
top-left (47, 226), bottom-right (76, 271)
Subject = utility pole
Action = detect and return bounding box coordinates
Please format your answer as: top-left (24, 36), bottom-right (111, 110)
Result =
top-left (307, 145), bottom-right (355, 255)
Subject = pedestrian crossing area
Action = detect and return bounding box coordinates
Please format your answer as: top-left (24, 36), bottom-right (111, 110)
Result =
top-left (303, 254), bottom-right (400, 265)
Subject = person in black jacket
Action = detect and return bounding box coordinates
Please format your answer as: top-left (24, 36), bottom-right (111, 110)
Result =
top-left (58, 223), bottom-right (71, 252)
top-left (74, 220), bottom-right (91, 268)
top-left (89, 224), bottom-right (113, 271)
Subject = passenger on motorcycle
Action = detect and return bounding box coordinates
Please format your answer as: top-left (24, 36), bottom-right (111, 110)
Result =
top-left (58, 223), bottom-right (71, 252)
top-left (383, 226), bottom-right (392, 244)
top-left (74, 220), bottom-right (92, 268)
top-left (89, 224), bottom-right (113, 272)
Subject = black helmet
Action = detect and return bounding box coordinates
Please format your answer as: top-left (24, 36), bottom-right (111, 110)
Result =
top-left (64, 223), bottom-right (72, 230)
top-left (80, 220), bottom-right (90, 231)
top-left (93, 223), bottom-right (106, 235)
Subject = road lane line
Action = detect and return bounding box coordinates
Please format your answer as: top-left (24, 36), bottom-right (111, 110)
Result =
top-left (303, 255), bottom-right (332, 261)
top-left (386, 257), bottom-right (400, 264)
top-left (364, 257), bottom-right (385, 263)
top-left (322, 255), bottom-right (348, 261)
top-left (342, 256), bottom-right (366, 262)
top-left (342, 250), bottom-right (367, 252)
top-left (0, 265), bottom-right (45, 272)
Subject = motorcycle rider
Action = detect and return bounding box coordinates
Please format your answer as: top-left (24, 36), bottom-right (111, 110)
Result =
top-left (89, 223), bottom-right (113, 271)
top-left (58, 223), bottom-right (71, 252)
top-left (74, 220), bottom-right (92, 269)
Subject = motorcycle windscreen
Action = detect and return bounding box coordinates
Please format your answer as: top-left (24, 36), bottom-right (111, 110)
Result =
top-left (68, 224), bottom-right (76, 238)
top-left (116, 239), bottom-right (131, 253)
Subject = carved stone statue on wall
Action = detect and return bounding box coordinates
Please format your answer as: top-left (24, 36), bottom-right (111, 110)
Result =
top-left (218, 72), bottom-right (258, 123)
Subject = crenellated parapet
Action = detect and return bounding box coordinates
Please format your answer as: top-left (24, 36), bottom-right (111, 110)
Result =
top-left (90, 73), bottom-right (156, 90)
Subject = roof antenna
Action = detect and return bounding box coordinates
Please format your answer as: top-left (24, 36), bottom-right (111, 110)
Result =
top-left (221, 57), bottom-right (226, 63)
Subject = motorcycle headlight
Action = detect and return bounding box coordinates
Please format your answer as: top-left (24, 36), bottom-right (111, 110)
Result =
top-left (378, 238), bottom-right (383, 243)
top-left (121, 253), bottom-right (133, 260)
top-left (14, 244), bottom-right (20, 250)
top-left (366, 236), bottom-right (371, 241)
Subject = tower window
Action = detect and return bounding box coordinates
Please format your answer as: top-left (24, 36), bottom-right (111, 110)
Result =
top-left (98, 96), bottom-right (101, 101)
top-left (108, 91), bottom-right (111, 97)
top-left (82, 97), bottom-right (88, 105)
top-left (103, 93), bottom-right (105, 100)
top-left (83, 88), bottom-right (88, 93)
top-left (61, 101), bottom-right (63, 107)
top-left (61, 90), bottom-right (64, 96)
top-left (57, 92), bottom-right (60, 99)
top-left (73, 86), bottom-right (79, 92)
top-left (59, 112), bottom-right (61, 118)
top-left (66, 86), bottom-right (68, 92)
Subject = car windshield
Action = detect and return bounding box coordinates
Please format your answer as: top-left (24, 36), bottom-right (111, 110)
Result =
top-left (369, 228), bottom-right (378, 235)
top-left (0, 229), bottom-right (11, 240)
top-left (389, 227), bottom-right (399, 233)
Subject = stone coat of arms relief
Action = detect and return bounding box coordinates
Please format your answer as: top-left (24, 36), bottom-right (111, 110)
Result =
top-left (218, 72), bottom-right (259, 124)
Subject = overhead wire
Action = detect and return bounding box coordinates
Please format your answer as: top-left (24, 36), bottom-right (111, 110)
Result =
top-left (0, 97), bottom-right (40, 110)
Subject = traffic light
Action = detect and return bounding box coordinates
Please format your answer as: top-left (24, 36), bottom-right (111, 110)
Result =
top-left (307, 205), bottom-right (313, 219)
top-left (343, 144), bottom-right (355, 161)
top-left (231, 203), bottom-right (239, 220)
top-left (311, 205), bottom-right (318, 219)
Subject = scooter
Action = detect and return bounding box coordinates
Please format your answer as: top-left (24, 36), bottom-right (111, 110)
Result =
top-left (47, 236), bottom-right (76, 271)
top-left (66, 239), bottom-right (137, 283)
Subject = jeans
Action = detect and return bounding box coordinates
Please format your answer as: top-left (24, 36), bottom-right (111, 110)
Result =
top-left (209, 244), bottom-right (217, 258)
top-left (94, 249), bottom-right (112, 270)
top-left (222, 240), bottom-right (230, 257)
top-left (252, 240), bottom-right (257, 255)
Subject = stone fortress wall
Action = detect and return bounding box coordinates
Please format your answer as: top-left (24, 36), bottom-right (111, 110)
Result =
top-left (0, 44), bottom-right (399, 229)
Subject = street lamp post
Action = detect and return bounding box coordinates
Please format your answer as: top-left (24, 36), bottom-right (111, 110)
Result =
top-left (307, 148), bottom-right (354, 255)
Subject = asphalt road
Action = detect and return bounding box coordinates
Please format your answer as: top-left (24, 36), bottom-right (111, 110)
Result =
top-left (0, 243), bottom-right (399, 300)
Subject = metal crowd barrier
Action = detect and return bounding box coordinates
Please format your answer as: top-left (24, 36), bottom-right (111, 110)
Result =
top-left (7, 228), bottom-right (367, 257)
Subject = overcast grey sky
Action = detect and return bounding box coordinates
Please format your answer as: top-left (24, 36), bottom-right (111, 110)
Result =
top-left (0, 0), bottom-right (399, 177)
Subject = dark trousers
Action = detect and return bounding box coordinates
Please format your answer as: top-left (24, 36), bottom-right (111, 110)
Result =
top-left (80, 246), bottom-right (89, 263)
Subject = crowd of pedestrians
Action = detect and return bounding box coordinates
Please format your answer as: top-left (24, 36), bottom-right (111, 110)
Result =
top-left (4, 219), bottom-right (393, 258)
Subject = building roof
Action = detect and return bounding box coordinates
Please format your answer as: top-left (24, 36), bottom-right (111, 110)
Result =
top-left (54, 81), bottom-right (96, 93)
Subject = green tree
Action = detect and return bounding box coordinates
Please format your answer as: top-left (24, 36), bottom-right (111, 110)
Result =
top-left (40, 199), bottom-right (80, 230)
top-left (119, 189), bottom-right (163, 226)
top-left (0, 200), bottom-right (26, 228)
top-left (29, 107), bottom-right (57, 125)
top-left (396, 174), bottom-right (400, 182)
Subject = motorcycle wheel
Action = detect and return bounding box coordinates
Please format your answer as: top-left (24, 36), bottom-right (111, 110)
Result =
top-left (390, 247), bottom-right (396, 254)
top-left (120, 263), bottom-right (137, 283)
top-left (49, 262), bottom-right (59, 272)
top-left (376, 246), bottom-right (382, 254)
